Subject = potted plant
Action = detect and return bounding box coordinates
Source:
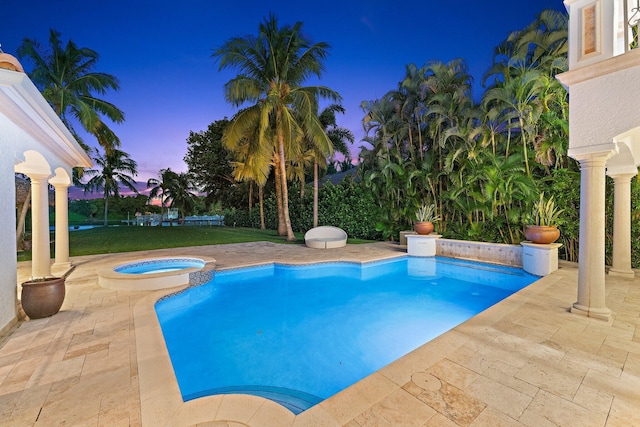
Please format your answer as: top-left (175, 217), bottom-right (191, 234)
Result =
top-left (414, 203), bottom-right (440, 235)
top-left (524, 193), bottom-right (564, 244)
top-left (21, 274), bottom-right (68, 319)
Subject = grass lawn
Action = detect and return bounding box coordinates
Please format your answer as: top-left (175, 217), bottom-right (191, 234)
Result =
top-left (17, 226), bottom-right (372, 261)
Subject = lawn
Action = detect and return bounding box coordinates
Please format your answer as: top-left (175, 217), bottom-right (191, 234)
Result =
top-left (17, 225), bottom-right (371, 261)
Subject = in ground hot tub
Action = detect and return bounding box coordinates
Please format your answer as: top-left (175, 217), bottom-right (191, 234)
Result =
top-left (98, 257), bottom-right (215, 291)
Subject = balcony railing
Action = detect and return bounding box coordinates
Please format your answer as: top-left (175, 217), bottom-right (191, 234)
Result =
top-left (624, 0), bottom-right (640, 52)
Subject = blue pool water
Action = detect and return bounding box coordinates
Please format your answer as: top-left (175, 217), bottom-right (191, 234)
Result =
top-left (115, 258), bottom-right (204, 274)
top-left (155, 256), bottom-right (537, 414)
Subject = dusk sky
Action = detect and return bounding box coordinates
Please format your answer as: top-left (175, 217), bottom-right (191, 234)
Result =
top-left (3, 0), bottom-right (565, 184)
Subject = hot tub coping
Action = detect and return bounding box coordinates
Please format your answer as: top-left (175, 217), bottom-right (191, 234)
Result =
top-left (97, 256), bottom-right (216, 291)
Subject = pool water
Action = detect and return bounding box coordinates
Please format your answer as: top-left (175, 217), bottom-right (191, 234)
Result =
top-left (115, 258), bottom-right (205, 275)
top-left (155, 256), bottom-right (537, 414)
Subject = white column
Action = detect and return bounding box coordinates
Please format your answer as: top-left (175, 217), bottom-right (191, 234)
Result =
top-left (52, 182), bottom-right (71, 271)
top-left (571, 152), bottom-right (614, 321)
top-left (608, 172), bottom-right (636, 278)
top-left (29, 173), bottom-right (52, 279)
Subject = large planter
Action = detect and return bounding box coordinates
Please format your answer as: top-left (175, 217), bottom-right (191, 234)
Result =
top-left (524, 225), bottom-right (560, 244)
top-left (20, 277), bottom-right (66, 319)
top-left (414, 221), bottom-right (434, 235)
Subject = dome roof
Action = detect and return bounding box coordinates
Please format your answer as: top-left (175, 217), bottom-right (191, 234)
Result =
top-left (0, 51), bottom-right (24, 73)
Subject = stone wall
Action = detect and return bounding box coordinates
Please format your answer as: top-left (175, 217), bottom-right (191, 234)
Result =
top-left (436, 238), bottom-right (522, 267)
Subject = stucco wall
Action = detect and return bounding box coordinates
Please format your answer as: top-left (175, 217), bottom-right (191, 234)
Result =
top-left (568, 65), bottom-right (640, 148)
top-left (0, 115), bottom-right (19, 333)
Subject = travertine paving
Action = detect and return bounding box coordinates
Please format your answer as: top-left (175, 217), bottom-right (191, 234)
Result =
top-left (1, 241), bottom-right (639, 426)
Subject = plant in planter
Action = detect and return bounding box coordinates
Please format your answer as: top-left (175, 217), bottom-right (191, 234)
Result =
top-left (413, 203), bottom-right (441, 235)
top-left (21, 274), bottom-right (67, 319)
top-left (524, 193), bottom-right (564, 244)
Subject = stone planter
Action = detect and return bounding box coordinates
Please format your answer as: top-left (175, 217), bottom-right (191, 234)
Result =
top-left (20, 277), bottom-right (66, 319)
top-left (524, 225), bottom-right (560, 244)
top-left (414, 221), bottom-right (434, 235)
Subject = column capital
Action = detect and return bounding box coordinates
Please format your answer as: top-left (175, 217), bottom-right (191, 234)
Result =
top-left (569, 147), bottom-right (616, 166)
top-left (26, 172), bottom-right (52, 182)
top-left (606, 171), bottom-right (638, 180)
top-left (49, 180), bottom-right (71, 189)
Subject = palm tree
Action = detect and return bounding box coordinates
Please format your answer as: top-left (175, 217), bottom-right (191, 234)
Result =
top-left (18, 29), bottom-right (124, 153)
top-left (214, 14), bottom-right (340, 240)
top-left (84, 149), bottom-right (138, 226)
top-left (166, 172), bottom-right (198, 223)
top-left (312, 104), bottom-right (354, 227)
top-left (147, 168), bottom-right (177, 223)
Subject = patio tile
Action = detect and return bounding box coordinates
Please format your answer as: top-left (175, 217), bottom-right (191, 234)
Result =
top-left (465, 376), bottom-right (532, 419)
top-left (469, 407), bottom-right (525, 427)
top-left (608, 395), bottom-right (640, 426)
top-left (353, 388), bottom-right (436, 426)
top-left (427, 359), bottom-right (479, 390)
top-left (423, 412), bottom-right (461, 426)
top-left (582, 369), bottom-right (640, 402)
top-left (321, 372), bottom-right (398, 425)
top-left (519, 389), bottom-right (607, 427)
top-left (515, 357), bottom-right (588, 400)
top-left (481, 361), bottom-right (539, 398)
top-left (571, 383), bottom-right (613, 414)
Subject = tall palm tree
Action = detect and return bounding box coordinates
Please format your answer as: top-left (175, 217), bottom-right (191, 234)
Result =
top-left (18, 29), bottom-right (124, 153)
top-left (312, 104), bottom-right (354, 227)
top-left (15, 30), bottom-right (125, 243)
top-left (84, 149), bottom-right (138, 226)
top-left (147, 168), bottom-right (177, 223)
top-left (214, 14), bottom-right (340, 240)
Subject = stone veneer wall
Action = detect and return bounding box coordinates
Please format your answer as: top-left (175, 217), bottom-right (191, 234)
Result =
top-left (436, 239), bottom-right (522, 267)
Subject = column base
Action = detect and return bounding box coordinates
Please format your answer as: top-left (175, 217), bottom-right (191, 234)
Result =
top-left (571, 302), bottom-right (612, 322)
top-left (607, 268), bottom-right (635, 279)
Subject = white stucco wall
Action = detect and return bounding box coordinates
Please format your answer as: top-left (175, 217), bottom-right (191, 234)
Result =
top-left (567, 64), bottom-right (640, 148)
top-left (0, 115), bottom-right (19, 332)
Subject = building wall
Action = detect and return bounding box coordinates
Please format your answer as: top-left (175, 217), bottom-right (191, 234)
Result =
top-left (0, 115), bottom-right (19, 333)
top-left (568, 64), bottom-right (640, 148)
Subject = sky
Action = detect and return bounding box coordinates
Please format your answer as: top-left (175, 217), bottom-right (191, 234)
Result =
top-left (2, 0), bottom-right (566, 184)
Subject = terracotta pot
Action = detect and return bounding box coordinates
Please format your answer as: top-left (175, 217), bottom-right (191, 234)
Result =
top-left (414, 221), bottom-right (434, 235)
top-left (21, 277), bottom-right (66, 319)
top-left (524, 225), bottom-right (560, 244)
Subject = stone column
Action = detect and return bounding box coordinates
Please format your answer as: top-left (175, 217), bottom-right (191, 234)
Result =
top-left (51, 181), bottom-right (71, 271)
top-left (29, 173), bottom-right (52, 279)
top-left (571, 151), bottom-right (614, 321)
top-left (607, 172), bottom-right (637, 278)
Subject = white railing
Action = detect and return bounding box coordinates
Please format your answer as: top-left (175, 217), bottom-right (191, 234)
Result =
top-left (624, 0), bottom-right (640, 52)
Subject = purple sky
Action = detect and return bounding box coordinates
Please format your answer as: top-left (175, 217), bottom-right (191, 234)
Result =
top-left (3, 0), bottom-right (565, 183)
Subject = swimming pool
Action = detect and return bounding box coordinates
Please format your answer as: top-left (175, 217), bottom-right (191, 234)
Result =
top-left (155, 256), bottom-right (537, 414)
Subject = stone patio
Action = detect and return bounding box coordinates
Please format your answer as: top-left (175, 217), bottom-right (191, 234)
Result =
top-left (1, 242), bottom-right (638, 426)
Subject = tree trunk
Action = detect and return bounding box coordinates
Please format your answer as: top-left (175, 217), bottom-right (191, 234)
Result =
top-left (16, 187), bottom-right (31, 249)
top-left (273, 156), bottom-right (287, 236)
top-left (259, 185), bottom-right (265, 230)
top-left (248, 181), bottom-right (253, 210)
top-left (159, 195), bottom-right (165, 227)
top-left (277, 131), bottom-right (295, 241)
top-left (313, 160), bottom-right (319, 228)
top-left (103, 195), bottom-right (109, 226)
